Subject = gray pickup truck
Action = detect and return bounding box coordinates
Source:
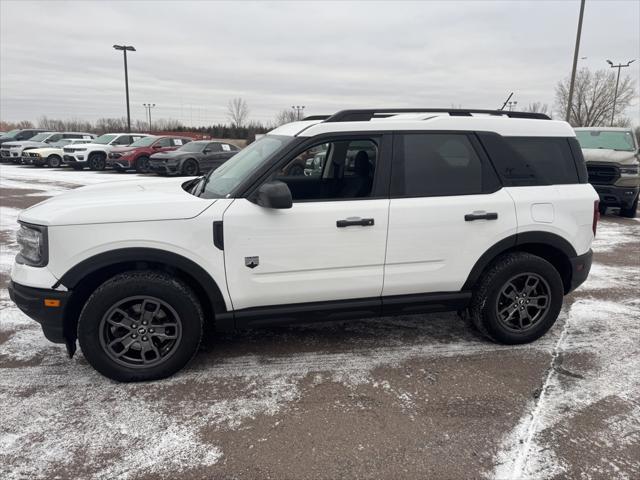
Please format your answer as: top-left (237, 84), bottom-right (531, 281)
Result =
top-left (575, 127), bottom-right (640, 218)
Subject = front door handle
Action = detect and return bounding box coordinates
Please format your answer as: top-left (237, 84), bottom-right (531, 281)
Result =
top-left (336, 217), bottom-right (375, 228)
top-left (465, 212), bottom-right (498, 221)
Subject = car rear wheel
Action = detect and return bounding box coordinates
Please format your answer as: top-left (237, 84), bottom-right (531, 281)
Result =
top-left (89, 153), bottom-right (106, 170)
top-left (469, 252), bottom-right (564, 344)
top-left (48, 155), bottom-right (62, 168)
top-left (135, 156), bottom-right (150, 174)
top-left (78, 271), bottom-right (203, 382)
top-left (619, 195), bottom-right (638, 218)
top-left (181, 158), bottom-right (199, 176)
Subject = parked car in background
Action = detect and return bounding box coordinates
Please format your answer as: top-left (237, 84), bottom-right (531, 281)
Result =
top-left (575, 127), bottom-right (640, 218)
top-left (23, 139), bottom-right (95, 167)
top-left (148, 140), bottom-right (240, 176)
top-left (0, 128), bottom-right (47, 149)
top-left (107, 135), bottom-right (192, 173)
top-left (2, 131), bottom-right (55, 162)
top-left (62, 133), bottom-right (149, 170)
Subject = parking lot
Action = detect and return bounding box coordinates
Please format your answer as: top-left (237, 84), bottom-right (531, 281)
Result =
top-left (0, 163), bottom-right (638, 479)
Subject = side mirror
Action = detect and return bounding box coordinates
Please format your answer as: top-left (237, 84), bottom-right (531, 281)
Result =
top-left (256, 181), bottom-right (292, 209)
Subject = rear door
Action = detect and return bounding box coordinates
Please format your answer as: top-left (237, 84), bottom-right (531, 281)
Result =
top-left (382, 132), bottom-right (517, 297)
top-left (222, 133), bottom-right (392, 312)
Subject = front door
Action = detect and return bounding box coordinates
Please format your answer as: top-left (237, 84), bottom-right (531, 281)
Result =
top-left (223, 134), bottom-right (391, 311)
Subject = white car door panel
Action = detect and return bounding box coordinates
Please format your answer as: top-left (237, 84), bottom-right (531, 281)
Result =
top-left (223, 198), bottom-right (389, 310)
top-left (383, 189), bottom-right (517, 295)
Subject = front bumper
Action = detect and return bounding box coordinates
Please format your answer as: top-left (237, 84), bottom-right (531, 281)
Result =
top-left (593, 184), bottom-right (639, 208)
top-left (568, 249), bottom-right (593, 293)
top-left (62, 154), bottom-right (87, 166)
top-left (106, 157), bottom-right (132, 169)
top-left (149, 161), bottom-right (180, 175)
top-left (8, 281), bottom-right (70, 344)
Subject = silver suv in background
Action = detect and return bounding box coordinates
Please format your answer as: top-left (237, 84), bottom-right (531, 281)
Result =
top-left (575, 127), bottom-right (640, 218)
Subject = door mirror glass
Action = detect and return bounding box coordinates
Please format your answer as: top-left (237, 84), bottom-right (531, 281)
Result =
top-left (256, 181), bottom-right (292, 209)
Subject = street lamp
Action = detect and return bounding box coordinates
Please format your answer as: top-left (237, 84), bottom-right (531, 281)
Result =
top-left (113, 44), bottom-right (136, 132)
top-left (606, 59), bottom-right (635, 126)
top-left (506, 100), bottom-right (518, 111)
top-left (566, 0), bottom-right (586, 123)
top-left (291, 105), bottom-right (305, 120)
top-left (143, 103), bottom-right (156, 131)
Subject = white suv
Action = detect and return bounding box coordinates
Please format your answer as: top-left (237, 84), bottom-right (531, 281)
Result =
top-left (9, 109), bottom-right (599, 382)
top-left (62, 132), bottom-right (149, 170)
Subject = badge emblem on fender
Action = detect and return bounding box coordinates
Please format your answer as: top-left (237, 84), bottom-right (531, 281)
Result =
top-left (245, 256), bottom-right (259, 269)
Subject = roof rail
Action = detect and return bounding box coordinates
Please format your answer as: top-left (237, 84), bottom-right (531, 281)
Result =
top-left (324, 109), bottom-right (551, 122)
top-left (302, 115), bottom-right (332, 121)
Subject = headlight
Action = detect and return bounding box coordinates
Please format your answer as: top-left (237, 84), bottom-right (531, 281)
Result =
top-left (620, 164), bottom-right (639, 176)
top-left (16, 223), bottom-right (48, 267)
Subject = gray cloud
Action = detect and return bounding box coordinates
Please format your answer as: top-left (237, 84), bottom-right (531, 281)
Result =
top-left (1, 0), bottom-right (639, 126)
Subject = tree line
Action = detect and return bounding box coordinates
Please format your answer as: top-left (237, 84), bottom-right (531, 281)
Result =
top-left (1, 67), bottom-right (637, 140)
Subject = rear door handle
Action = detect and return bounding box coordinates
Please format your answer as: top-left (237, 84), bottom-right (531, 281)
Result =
top-left (465, 212), bottom-right (498, 221)
top-left (336, 217), bottom-right (375, 228)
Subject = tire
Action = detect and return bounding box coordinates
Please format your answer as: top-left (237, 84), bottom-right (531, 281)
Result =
top-left (88, 152), bottom-right (106, 171)
top-left (181, 158), bottom-right (199, 176)
top-left (48, 155), bottom-right (62, 168)
top-left (135, 156), bottom-right (150, 173)
top-left (619, 195), bottom-right (638, 218)
top-left (77, 271), bottom-right (203, 382)
top-left (469, 252), bottom-right (564, 344)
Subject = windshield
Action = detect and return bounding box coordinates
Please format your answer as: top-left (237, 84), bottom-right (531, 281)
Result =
top-left (200, 135), bottom-right (293, 199)
top-left (28, 133), bottom-right (52, 142)
top-left (575, 130), bottom-right (636, 152)
top-left (0, 129), bottom-right (20, 139)
top-left (178, 142), bottom-right (207, 153)
top-left (93, 134), bottom-right (118, 144)
top-left (129, 136), bottom-right (158, 147)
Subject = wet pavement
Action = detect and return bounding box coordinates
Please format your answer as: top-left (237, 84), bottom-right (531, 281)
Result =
top-left (1, 164), bottom-right (638, 479)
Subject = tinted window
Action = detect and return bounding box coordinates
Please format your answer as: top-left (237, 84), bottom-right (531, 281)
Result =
top-left (504, 137), bottom-right (579, 185)
top-left (155, 138), bottom-right (173, 147)
top-left (206, 143), bottom-right (223, 152)
top-left (394, 134), bottom-right (489, 197)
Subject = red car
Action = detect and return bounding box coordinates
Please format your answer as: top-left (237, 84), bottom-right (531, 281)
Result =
top-left (106, 135), bottom-right (192, 173)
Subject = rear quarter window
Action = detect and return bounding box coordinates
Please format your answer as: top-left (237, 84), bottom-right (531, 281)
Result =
top-left (478, 133), bottom-right (581, 186)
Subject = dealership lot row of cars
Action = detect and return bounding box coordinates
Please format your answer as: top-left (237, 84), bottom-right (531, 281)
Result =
top-left (0, 129), bottom-right (241, 176)
top-left (0, 126), bottom-right (638, 214)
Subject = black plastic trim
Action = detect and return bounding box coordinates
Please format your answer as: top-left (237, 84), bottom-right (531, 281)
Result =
top-left (569, 249), bottom-right (592, 293)
top-left (213, 221), bottom-right (224, 250)
top-left (325, 109), bottom-right (551, 122)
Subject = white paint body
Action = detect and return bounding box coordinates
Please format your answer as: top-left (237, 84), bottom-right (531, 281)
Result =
top-left (61, 133), bottom-right (149, 165)
top-left (11, 115), bottom-right (598, 313)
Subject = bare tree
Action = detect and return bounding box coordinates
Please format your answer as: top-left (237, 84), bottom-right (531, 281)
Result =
top-left (524, 102), bottom-right (550, 116)
top-left (273, 108), bottom-right (299, 126)
top-left (227, 98), bottom-right (249, 128)
top-left (555, 68), bottom-right (637, 126)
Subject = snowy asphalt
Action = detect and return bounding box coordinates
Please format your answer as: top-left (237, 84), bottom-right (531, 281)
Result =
top-left (1, 164), bottom-right (638, 479)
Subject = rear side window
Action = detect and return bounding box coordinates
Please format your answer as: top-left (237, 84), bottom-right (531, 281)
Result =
top-left (478, 133), bottom-right (580, 186)
top-left (392, 133), bottom-right (498, 197)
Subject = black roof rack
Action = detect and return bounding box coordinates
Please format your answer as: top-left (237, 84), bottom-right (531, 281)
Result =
top-left (324, 109), bottom-right (551, 122)
top-left (302, 115), bottom-right (332, 121)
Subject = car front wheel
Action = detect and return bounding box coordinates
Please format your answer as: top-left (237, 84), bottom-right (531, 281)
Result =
top-left (181, 158), bottom-right (199, 176)
top-left (78, 271), bottom-right (203, 382)
top-left (88, 153), bottom-right (106, 170)
top-left (48, 155), bottom-right (62, 168)
top-left (469, 252), bottom-right (564, 344)
top-left (619, 195), bottom-right (638, 218)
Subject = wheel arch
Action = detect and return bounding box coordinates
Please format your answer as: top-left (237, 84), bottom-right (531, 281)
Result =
top-left (463, 232), bottom-right (577, 294)
top-left (58, 247), bottom-right (230, 345)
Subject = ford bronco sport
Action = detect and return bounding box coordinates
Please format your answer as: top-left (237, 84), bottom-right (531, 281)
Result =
top-left (9, 109), bottom-right (598, 382)
top-left (575, 127), bottom-right (640, 218)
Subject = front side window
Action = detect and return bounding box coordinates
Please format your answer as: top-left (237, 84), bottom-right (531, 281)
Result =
top-left (206, 143), bottom-right (223, 152)
top-left (130, 136), bottom-right (158, 147)
top-left (155, 138), bottom-right (173, 148)
top-left (394, 134), bottom-right (486, 197)
top-left (28, 133), bottom-right (51, 142)
top-left (275, 138), bottom-right (378, 201)
top-left (46, 134), bottom-right (63, 143)
top-left (112, 135), bottom-right (132, 145)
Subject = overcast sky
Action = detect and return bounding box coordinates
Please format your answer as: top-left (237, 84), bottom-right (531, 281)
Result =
top-left (1, 0), bottom-right (639, 127)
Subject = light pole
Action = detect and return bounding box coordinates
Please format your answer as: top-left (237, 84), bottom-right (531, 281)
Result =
top-left (291, 105), bottom-right (305, 120)
top-left (143, 103), bottom-right (156, 131)
top-left (606, 59), bottom-right (635, 126)
top-left (113, 44), bottom-right (136, 132)
top-left (507, 101), bottom-right (518, 111)
top-left (566, 0), bottom-right (585, 123)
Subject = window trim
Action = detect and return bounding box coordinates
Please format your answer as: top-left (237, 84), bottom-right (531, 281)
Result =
top-left (243, 132), bottom-right (393, 203)
top-left (390, 131), bottom-right (502, 199)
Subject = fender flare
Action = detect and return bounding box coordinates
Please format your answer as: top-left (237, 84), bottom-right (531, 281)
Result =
top-left (462, 231), bottom-right (577, 290)
top-left (58, 247), bottom-right (228, 317)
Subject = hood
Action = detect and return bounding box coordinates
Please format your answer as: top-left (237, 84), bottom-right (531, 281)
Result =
top-left (110, 146), bottom-right (138, 154)
top-left (150, 150), bottom-right (190, 160)
top-left (19, 177), bottom-right (214, 226)
top-left (582, 148), bottom-right (639, 165)
top-left (2, 141), bottom-right (25, 149)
